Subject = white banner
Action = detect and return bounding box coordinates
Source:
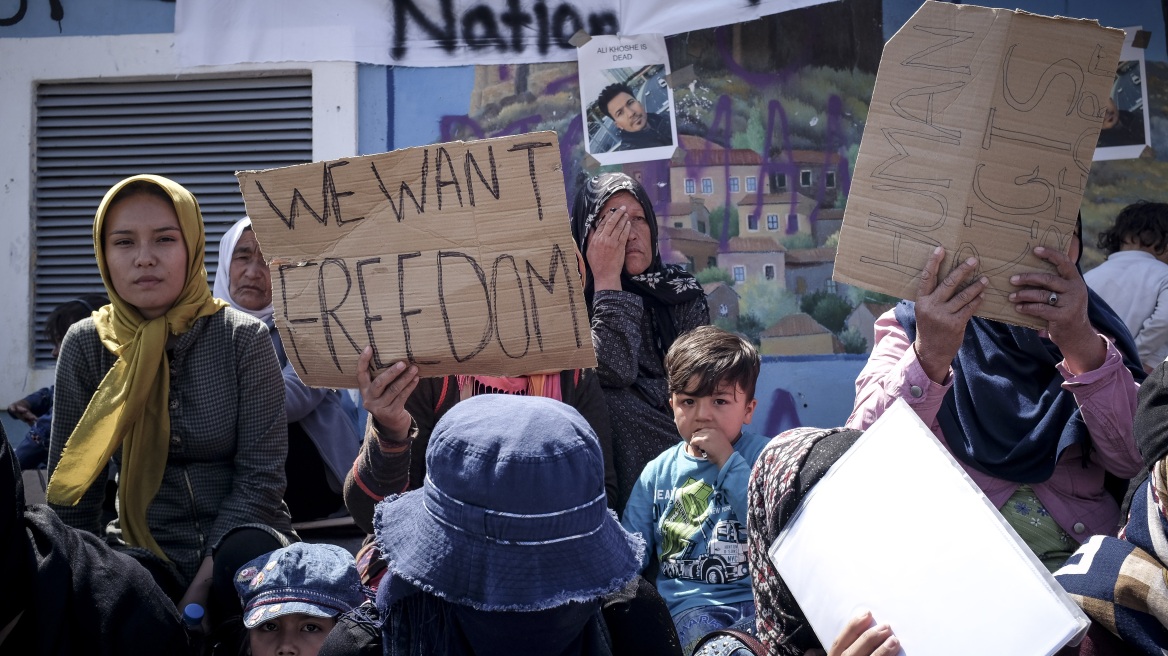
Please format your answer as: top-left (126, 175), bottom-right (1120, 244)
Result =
top-left (175, 0), bottom-right (836, 68)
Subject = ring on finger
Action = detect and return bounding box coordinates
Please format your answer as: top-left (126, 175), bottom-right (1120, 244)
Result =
top-left (1047, 292), bottom-right (1059, 307)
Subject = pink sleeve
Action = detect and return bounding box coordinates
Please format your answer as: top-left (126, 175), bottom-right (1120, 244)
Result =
top-left (847, 310), bottom-right (953, 432)
top-left (1056, 333), bottom-right (1142, 478)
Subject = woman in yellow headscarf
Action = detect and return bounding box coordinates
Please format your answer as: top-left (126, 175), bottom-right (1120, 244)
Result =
top-left (46, 175), bottom-right (295, 645)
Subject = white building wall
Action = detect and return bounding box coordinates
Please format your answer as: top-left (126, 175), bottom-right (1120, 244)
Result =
top-left (0, 33), bottom-right (358, 399)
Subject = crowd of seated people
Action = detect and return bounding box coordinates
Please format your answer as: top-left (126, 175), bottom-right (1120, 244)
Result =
top-left (4, 173), bottom-right (1167, 656)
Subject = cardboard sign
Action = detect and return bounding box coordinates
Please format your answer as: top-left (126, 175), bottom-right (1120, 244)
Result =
top-left (833, 2), bottom-right (1123, 328)
top-left (237, 132), bottom-right (597, 388)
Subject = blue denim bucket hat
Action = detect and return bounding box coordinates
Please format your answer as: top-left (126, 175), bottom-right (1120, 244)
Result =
top-left (373, 394), bottom-right (644, 612)
top-left (235, 542), bottom-right (366, 628)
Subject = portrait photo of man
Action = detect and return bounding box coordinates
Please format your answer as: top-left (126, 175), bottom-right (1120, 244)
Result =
top-left (595, 81), bottom-right (673, 152)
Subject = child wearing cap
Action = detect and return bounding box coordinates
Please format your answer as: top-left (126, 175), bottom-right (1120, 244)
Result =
top-left (621, 325), bottom-right (770, 654)
top-left (235, 543), bottom-right (367, 656)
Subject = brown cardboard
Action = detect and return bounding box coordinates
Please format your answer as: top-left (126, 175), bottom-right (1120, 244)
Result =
top-left (833, 2), bottom-right (1123, 329)
top-left (236, 131), bottom-right (597, 388)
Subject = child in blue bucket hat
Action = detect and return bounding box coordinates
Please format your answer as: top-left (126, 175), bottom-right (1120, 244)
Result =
top-left (235, 542), bottom-right (367, 656)
top-left (365, 394), bottom-right (650, 655)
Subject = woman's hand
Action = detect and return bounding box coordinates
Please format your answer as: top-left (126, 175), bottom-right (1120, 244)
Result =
top-left (586, 206), bottom-right (631, 292)
top-left (823, 612), bottom-right (899, 656)
top-left (913, 247), bottom-right (988, 384)
top-left (356, 347), bottom-right (420, 443)
top-left (1009, 246), bottom-right (1104, 375)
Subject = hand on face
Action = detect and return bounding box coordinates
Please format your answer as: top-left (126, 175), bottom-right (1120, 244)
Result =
top-left (670, 379), bottom-right (756, 469)
top-left (912, 247), bottom-right (988, 385)
top-left (585, 191), bottom-right (653, 291)
top-left (229, 229), bottom-right (273, 312)
top-left (102, 193), bottom-right (188, 321)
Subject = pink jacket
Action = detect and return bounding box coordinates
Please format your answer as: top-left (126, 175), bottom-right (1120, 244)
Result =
top-left (848, 310), bottom-right (1143, 542)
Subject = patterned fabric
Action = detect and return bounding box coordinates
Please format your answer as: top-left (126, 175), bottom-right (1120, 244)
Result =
top-left (1055, 472), bottom-right (1168, 655)
top-left (48, 174), bottom-right (228, 558)
top-left (894, 296), bottom-right (1145, 484)
top-left (569, 172), bottom-right (708, 358)
top-left (590, 290), bottom-right (709, 511)
top-left (674, 600), bottom-right (757, 656)
top-left (747, 427), bottom-right (863, 656)
top-left (343, 369), bottom-right (616, 535)
top-left (999, 485), bottom-right (1075, 572)
top-left (48, 308), bottom-right (295, 583)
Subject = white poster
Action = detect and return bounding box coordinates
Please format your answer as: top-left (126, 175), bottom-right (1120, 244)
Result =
top-left (175, 0), bottom-right (834, 68)
top-left (578, 34), bottom-right (677, 165)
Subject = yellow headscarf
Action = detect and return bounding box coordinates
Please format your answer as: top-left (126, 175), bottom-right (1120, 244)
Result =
top-left (47, 175), bottom-right (227, 559)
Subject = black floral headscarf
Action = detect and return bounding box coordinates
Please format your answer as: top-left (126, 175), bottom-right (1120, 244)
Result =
top-left (569, 173), bottom-right (706, 356)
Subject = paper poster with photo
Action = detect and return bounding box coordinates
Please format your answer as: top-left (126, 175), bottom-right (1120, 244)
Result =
top-left (578, 33), bottom-right (678, 165)
top-left (1095, 26), bottom-right (1152, 161)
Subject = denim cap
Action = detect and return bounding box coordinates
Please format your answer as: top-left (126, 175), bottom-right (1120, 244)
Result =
top-left (235, 542), bottom-right (365, 628)
top-left (373, 394), bottom-right (644, 612)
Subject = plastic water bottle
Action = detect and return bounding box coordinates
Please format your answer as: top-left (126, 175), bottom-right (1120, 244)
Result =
top-left (183, 603), bottom-right (205, 653)
top-left (183, 603), bottom-right (205, 629)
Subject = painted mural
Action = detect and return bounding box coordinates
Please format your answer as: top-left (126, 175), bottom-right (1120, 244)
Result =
top-left (396, 0), bottom-right (1168, 426)
top-left (4, 0), bottom-right (1165, 427)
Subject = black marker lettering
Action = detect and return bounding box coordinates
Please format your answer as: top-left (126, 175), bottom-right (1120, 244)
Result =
top-left (437, 251), bottom-right (493, 363)
top-left (324, 161), bottom-right (363, 226)
top-left (371, 151), bottom-right (428, 222)
top-left (278, 262), bottom-right (319, 373)
top-left (392, 0), bottom-right (456, 60)
top-left (464, 146), bottom-right (500, 207)
top-left (534, 1), bottom-right (550, 55)
top-left (434, 147), bottom-right (464, 211)
top-left (499, 0), bottom-right (532, 52)
top-left (550, 5), bottom-right (582, 48)
top-left (587, 11), bottom-right (618, 37)
top-left (318, 259), bottom-right (361, 372)
top-left (507, 141), bottom-right (553, 221)
top-left (397, 252), bottom-right (438, 365)
top-left (491, 254), bottom-right (530, 358)
top-left (356, 257), bottom-right (387, 369)
top-left (461, 5), bottom-right (505, 52)
top-left (255, 180), bottom-right (326, 230)
top-left (525, 243), bottom-right (582, 349)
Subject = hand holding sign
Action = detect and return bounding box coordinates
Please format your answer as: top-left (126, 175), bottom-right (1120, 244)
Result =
top-left (237, 132), bottom-right (596, 388)
top-left (357, 347), bottom-right (419, 444)
top-left (912, 247), bottom-right (987, 385)
top-left (1008, 246), bottom-right (1104, 375)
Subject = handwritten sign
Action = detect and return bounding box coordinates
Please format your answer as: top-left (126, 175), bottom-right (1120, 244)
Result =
top-left (833, 3), bottom-right (1123, 329)
top-left (237, 131), bottom-right (596, 388)
top-left (175, 0), bottom-right (834, 68)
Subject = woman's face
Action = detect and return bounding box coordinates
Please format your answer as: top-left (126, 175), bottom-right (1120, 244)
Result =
top-left (102, 193), bottom-right (188, 320)
top-left (596, 191), bottom-right (654, 277)
top-left (229, 229), bottom-right (273, 311)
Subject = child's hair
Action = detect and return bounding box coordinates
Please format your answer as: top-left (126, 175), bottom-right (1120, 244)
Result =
top-left (45, 294), bottom-right (109, 346)
top-left (1096, 201), bottom-right (1168, 255)
top-left (665, 325), bottom-right (760, 401)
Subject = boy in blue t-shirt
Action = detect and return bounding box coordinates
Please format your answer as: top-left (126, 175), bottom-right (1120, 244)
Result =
top-left (621, 325), bottom-right (769, 653)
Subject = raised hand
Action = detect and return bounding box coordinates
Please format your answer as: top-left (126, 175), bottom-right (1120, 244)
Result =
top-left (913, 246), bottom-right (989, 384)
top-left (356, 347), bottom-right (420, 442)
top-left (1009, 246), bottom-right (1104, 374)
